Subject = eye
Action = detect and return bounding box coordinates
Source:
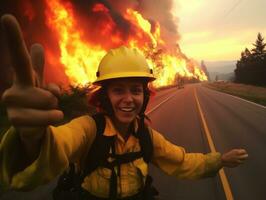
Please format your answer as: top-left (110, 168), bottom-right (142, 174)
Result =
top-left (112, 87), bottom-right (124, 94)
top-left (131, 87), bottom-right (143, 95)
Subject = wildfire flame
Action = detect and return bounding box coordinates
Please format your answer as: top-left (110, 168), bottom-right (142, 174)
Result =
top-left (44, 0), bottom-right (207, 87)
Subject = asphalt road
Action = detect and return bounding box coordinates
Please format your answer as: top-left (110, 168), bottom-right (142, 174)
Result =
top-left (147, 83), bottom-right (266, 200)
top-left (1, 83), bottom-right (266, 200)
top-left (195, 84), bottom-right (266, 200)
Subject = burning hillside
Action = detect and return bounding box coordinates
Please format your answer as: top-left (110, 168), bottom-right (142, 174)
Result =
top-left (0, 0), bottom-right (207, 88)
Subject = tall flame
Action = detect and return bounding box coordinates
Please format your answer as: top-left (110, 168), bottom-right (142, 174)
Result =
top-left (44, 0), bottom-right (207, 87)
top-left (45, 0), bottom-right (106, 85)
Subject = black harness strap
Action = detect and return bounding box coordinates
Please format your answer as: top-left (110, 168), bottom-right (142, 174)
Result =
top-left (104, 151), bottom-right (144, 200)
top-left (102, 152), bottom-right (142, 168)
top-left (53, 113), bottom-right (156, 200)
top-left (136, 116), bottom-right (153, 163)
top-left (83, 114), bottom-right (151, 199)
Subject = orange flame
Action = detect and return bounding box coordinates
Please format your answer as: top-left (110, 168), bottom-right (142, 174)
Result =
top-left (44, 0), bottom-right (207, 87)
top-left (45, 0), bottom-right (106, 85)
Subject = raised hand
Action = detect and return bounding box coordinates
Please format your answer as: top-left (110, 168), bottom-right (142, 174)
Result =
top-left (1, 14), bottom-right (64, 127)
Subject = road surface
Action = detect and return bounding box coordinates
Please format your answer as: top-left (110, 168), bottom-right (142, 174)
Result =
top-left (147, 83), bottom-right (266, 200)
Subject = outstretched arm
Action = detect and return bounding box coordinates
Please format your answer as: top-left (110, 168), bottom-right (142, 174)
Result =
top-left (0, 15), bottom-right (98, 191)
top-left (1, 15), bottom-right (63, 161)
top-left (150, 129), bottom-right (248, 179)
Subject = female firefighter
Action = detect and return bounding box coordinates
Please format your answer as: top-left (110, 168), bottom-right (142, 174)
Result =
top-left (0, 15), bottom-right (248, 200)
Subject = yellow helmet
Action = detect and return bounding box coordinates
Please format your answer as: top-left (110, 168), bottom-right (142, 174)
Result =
top-left (93, 46), bottom-right (155, 84)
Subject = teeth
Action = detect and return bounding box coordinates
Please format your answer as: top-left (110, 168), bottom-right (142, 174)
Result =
top-left (120, 107), bottom-right (134, 112)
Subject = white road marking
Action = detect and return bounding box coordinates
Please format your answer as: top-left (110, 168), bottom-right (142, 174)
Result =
top-left (146, 92), bottom-right (177, 115)
top-left (203, 85), bottom-right (266, 110)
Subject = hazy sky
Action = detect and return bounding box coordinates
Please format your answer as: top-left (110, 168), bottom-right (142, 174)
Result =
top-left (174, 0), bottom-right (266, 62)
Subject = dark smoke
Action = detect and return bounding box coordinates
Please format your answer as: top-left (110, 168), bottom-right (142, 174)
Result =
top-left (71, 0), bottom-right (180, 49)
top-left (1, 0), bottom-right (180, 51)
top-left (71, 0), bottom-right (132, 47)
top-left (107, 0), bottom-right (180, 49)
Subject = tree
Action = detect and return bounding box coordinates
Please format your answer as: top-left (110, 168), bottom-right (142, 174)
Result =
top-left (235, 33), bottom-right (266, 86)
top-left (238, 48), bottom-right (254, 66)
top-left (251, 33), bottom-right (266, 57)
top-left (244, 48), bottom-right (252, 57)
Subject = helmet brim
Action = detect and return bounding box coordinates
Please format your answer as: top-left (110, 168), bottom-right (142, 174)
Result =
top-left (93, 72), bottom-right (156, 85)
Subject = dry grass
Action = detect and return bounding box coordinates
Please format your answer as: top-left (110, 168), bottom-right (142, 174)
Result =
top-left (204, 82), bottom-right (266, 106)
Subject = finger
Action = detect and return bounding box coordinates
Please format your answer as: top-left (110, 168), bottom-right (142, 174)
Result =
top-left (238, 154), bottom-right (249, 160)
top-left (45, 83), bottom-right (61, 98)
top-left (237, 149), bottom-right (248, 155)
top-left (31, 43), bottom-right (44, 87)
top-left (2, 86), bottom-right (59, 109)
top-left (7, 107), bottom-right (64, 126)
top-left (236, 160), bottom-right (244, 164)
top-left (1, 14), bottom-right (34, 86)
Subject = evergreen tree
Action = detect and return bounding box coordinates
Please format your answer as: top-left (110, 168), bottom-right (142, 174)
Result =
top-left (251, 33), bottom-right (266, 57)
top-left (244, 48), bottom-right (252, 59)
top-left (241, 48), bottom-right (253, 63)
top-left (235, 33), bottom-right (266, 86)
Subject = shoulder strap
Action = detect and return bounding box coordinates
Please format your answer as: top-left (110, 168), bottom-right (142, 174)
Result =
top-left (82, 113), bottom-right (114, 177)
top-left (91, 113), bottom-right (106, 136)
top-left (137, 123), bottom-right (153, 163)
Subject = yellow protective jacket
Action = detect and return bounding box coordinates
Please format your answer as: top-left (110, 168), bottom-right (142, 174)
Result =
top-left (0, 115), bottom-right (222, 198)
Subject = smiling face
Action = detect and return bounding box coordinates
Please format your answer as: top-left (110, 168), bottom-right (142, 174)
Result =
top-left (107, 78), bottom-right (144, 127)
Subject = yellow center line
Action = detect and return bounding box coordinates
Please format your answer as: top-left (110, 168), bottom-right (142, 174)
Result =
top-left (194, 88), bottom-right (234, 200)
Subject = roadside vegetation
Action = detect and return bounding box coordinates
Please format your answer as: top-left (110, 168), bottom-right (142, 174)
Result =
top-left (204, 81), bottom-right (266, 106)
top-left (204, 33), bottom-right (266, 107)
top-left (234, 33), bottom-right (266, 86)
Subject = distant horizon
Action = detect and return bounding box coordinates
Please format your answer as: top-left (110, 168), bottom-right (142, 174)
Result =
top-left (205, 60), bottom-right (237, 63)
top-left (205, 60), bottom-right (236, 74)
top-left (175, 0), bottom-right (266, 61)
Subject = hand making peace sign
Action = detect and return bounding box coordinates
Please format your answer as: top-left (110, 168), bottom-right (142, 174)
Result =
top-left (1, 14), bottom-right (64, 127)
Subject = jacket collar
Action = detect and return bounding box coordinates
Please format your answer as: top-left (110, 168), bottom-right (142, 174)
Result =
top-left (103, 116), bottom-right (139, 137)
